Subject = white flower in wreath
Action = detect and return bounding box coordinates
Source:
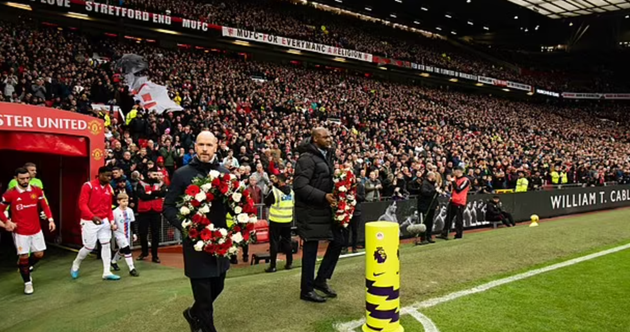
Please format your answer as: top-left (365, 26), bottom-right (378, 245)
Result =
top-left (229, 174), bottom-right (237, 181)
top-left (183, 195), bottom-right (193, 202)
top-left (195, 191), bottom-right (207, 202)
top-left (345, 205), bottom-right (352, 211)
top-left (347, 194), bottom-right (355, 201)
top-left (201, 183), bottom-right (213, 192)
top-left (350, 200), bottom-right (357, 206)
top-left (231, 232), bottom-right (244, 243)
top-left (218, 238), bottom-right (225, 245)
top-left (337, 215), bottom-right (346, 221)
top-left (228, 246), bottom-right (239, 255)
top-left (199, 205), bottom-right (210, 214)
top-left (209, 170), bottom-right (221, 179)
top-left (232, 192), bottom-right (242, 203)
top-left (194, 241), bottom-right (204, 252)
top-left (219, 228), bottom-right (228, 237)
top-left (234, 206), bottom-right (243, 214)
top-left (339, 186), bottom-right (347, 192)
top-left (249, 216), bottom-right (258, 224)
top-left (237, 213), bottom-right (250, 224)
top-left (181, 220), bottom-right (192, 229)
top-left (180, 206), bottom-right (191, 216)
top-left (206, 223), bottom-right (216, 231)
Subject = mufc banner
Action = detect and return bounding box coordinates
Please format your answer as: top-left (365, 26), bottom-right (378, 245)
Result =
top-left (222, 27), bottom-right (373, 62)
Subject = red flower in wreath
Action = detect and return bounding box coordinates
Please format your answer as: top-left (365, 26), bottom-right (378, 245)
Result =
top-left (223, 174), bottom-right (232, 182)
top-left (233, 225), bottom-right (241, 233)
top-left (204, 244), bottom-right (216, 255)
top-left (243, 232), bottom-right (251, 242)
top-left (188, 228), bottom-right (199, 239)
top-left (185, 185), bottom-right (201, 197)
top-left (199, 216), bottom-right (211, 226)
top-left (191, 200), bottom-right (201, 208)
top-left (205, 192), bottom-right (215, 202)
top-left (219, 183), bottom-right (229, 195)
top-left (200, 228), bottom-right (212, 241)
top-left (246, 223), bottom-right (255, 232)
top-left (212, 178), bottom-right (221, 187)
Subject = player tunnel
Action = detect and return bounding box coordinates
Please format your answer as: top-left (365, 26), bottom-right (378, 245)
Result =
top-left (0, 103), bottom-right (105, 247)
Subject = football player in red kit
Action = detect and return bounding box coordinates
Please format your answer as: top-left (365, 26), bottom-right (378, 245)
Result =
top-left (0, 167), bottom-right (55, 295)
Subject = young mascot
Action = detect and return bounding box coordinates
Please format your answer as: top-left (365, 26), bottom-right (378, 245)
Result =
top-left (111, 193), bottom-right (140, 277)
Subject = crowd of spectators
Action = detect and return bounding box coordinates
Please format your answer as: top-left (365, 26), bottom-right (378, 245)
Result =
top-left (90, 0), bottom-right (628, 92)
top-left (1, 21), bottom-right (629, 206)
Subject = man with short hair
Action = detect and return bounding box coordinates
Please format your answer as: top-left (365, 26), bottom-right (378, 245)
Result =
top-left (0, 168), bottom-right (55, 294)
top-left (136, 167), bottom-right (166, 263)
top-left (294, 127), bottom-right (342, 303)
top-left (264, 174), bottom-right (294, 273)
top-left (8, 163), bottom-right (44, 190)
top-left (440, 166), bottom-right (470, 240)
top-left (486, 195), bottom-right (515, 227)
top-left (163, 132), bottom-right (231, 332)
top-left (70, 166), bottom-right (121, 280)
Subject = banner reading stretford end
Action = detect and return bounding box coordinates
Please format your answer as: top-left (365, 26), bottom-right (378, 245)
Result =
top-left (222, 27), bottom-right (373, 63)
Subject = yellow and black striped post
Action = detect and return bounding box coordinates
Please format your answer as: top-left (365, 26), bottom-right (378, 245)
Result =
top-left (362, 221), bottom-right (404, 332)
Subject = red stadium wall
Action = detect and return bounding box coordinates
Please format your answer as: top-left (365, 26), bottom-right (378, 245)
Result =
top-left (0, 103), bottom-right (105, 246)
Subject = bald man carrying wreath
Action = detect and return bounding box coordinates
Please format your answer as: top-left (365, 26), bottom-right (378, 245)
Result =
top-left (163, 131), bottom-right (230, 332)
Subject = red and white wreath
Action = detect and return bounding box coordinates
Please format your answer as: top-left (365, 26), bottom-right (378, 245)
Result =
top-left (332, 167), bottom-right (358, 228)
top-left (178, 170), bottom-right (258, 257)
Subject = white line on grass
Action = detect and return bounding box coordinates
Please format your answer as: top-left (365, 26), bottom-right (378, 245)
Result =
top-left (334, 243), bottom-right (630, 332)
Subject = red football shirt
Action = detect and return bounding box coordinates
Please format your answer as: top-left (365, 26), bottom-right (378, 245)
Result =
top-left (0, 186), bottom-right (52, 236)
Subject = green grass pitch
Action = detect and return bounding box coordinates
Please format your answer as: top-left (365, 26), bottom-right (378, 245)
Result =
top-left (1, 208), bottom-right (630, 332)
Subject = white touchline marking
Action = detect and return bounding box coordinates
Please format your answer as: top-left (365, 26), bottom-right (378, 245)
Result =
top-left (334, 243), bottom-right (630, 332)
top-left (403, 308), bottom-right (440, 332)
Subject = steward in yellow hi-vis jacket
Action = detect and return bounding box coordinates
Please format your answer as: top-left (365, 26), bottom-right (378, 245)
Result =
top-left (515, 171), bottom-right (529, 193)
top-left (263, 174), bottom-right (294, 273)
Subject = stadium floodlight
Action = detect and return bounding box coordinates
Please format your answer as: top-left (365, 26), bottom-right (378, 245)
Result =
top-left (535, 25), bottom-right (540, 30)
top-left (287, 49), bottom-right (302, 55)
top-left (421, 7), bottom-right (428, 11)
top-left (395, 0), bottom-right (402, 3)
top-left (436, 27), bottom-right (442, 30)
top-left (449, 78), bottom-right (458, 82)
top-left (365, 7), bottom-right (372, 11)
top-left (414, 21), bottom-right (420, 24)
top-left (475, 83), bottom-right (484, 86)
top-left (503, 88), bottom-right (510, 92)
top-left (391, 13), bottom-right (397, 18)
top-left (445, 14), bottom-right (452, 18)
top-left (420, 73), bottom-right (430, 77)
top-left (468, 21), bottom-right (474, 25)
top-left (569, 22), bottom-right (573, 26)
top-left (514, 16), bottom-right (519, 19)
top-left (335, 0), bottom-right (342, 3)
top-left (6, 2), bottom-right (32, 10)
top-left (451, 31), bottom-right (457, 35)
top-left (483, 26), bottom-right (490, 30)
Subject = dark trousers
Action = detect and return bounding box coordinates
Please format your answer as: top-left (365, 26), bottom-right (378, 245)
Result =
top-left (138, 211), bottom-right (161, 258)
top-left (442, 203), bottom-right (465, 238)
top-left (342, 215), bottom-right (359, 250)
top-left (269, 222), bottom-right (293, 268)
top-left (501, 211), bottom-right (515, 226)
top-left (300, 226), bottom-right (343, 294)
top-left (421, 208), bottom-right (436, 241)
top-left (190, 273), bottom-right (226, 332)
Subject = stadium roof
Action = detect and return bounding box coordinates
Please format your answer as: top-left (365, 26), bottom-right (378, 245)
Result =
top-left (506, 0), bottom-right (630, 19)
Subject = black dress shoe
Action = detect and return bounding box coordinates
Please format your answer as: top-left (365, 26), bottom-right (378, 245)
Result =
top-left (285, 264), bottom-right (293, 270)
top-left (230, 256), bottom-right (238, 265)
top-left (243, 255), bottom-right (249, 263)
top-left (438, 235), bottom-right (450, 241)
top-left (340, 248), bottom-right (348, 255)
top-left (136, 255), bottom-right (147, 261)
top-left (300, 291), bottom-right (326, 303)
top-left (351, 248), bottom-right (358, 254)
top-left (427, 238), bottom-right (436, 244)
top-left (129, 269), bottom-right (140, 277)
top-left (314, 281), bottom-right (337, 298)
top-left (183, 307), bottom-right (202, 332)
top-left (111, 263), bottom-right (121, 271)
top-left (152, 258), bottom-right (161, 264)
top-left (265, 267), bottom-right (277, 273)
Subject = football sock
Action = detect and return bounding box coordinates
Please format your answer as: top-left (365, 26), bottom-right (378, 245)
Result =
top-left (112, 251), bottom-right (121, 264)
top-left (28, 255), bottom-right (41, 268)
top-left (124, 254), bottom-right (135, 270)
top-left (101, 243), bottom-right (113, 276)
top-left (72, 247), bottom-right (91, 271)
top-left (18, 256), bottom-right (30, 283)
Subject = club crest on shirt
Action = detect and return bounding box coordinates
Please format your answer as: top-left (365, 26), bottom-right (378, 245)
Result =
top-left (30, 193), bottom-right (37, 200)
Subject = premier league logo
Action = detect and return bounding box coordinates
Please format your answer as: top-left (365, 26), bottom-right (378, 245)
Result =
top-left (373, 247), bottom-right (387, 264)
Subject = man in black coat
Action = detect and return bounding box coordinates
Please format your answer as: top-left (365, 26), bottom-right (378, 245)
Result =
top-left (163, 131), bottom-right (230, 332)
top-left (294, 127), bottom-right (341, 303)
top-left (418, 172), bottom-right (439, 244)
top-left (485, 196), bottom-right (515, 227)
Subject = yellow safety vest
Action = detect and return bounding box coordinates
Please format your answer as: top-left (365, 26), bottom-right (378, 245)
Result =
top-left (515, 178), bottom-right (529, 193)
top-left (126, 109), bottom-right (138, 126)
top-left (551, 171), bottom-right (560, 184)
top-left (269, 188), bottom-right (294, 223)
top-left (561, 172), bottom-right (568, 184)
